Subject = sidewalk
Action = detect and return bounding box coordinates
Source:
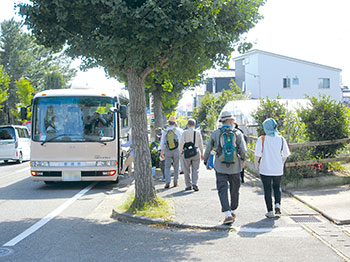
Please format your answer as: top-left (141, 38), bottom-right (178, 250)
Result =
top-left (113, 162), bottom-right (350, 230)
top-left (287, 184), bottom-right (350, 225)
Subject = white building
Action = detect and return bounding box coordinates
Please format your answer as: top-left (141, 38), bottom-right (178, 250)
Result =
top-left (233, 50), bottom-right (342, 101)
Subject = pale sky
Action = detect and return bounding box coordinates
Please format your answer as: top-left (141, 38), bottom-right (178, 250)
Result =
top-left (1, 0), bottom-right (350, 94)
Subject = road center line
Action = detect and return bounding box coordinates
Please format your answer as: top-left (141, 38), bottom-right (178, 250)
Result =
top-left (3, 182), bottom-right (96, 247)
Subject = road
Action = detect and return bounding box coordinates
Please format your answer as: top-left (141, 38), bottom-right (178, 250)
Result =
top-left (0, 162), bottom-right (348, 262)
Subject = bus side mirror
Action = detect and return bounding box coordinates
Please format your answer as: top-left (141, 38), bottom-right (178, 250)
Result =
top-left (110, 105), bottom-right (127, 119)
top-left (20, 107), bottom-right (27, 120)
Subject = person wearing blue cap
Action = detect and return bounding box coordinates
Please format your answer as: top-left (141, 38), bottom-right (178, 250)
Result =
top-left (254, 118), bottom-right (290, 218)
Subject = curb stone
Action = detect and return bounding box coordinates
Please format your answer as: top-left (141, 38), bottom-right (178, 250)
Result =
top-left (111, 208), bottom-right (235, 232)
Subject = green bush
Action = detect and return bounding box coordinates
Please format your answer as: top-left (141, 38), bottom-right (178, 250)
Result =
top-left (253, 98), bottom-right (288, 137)
top-left (298, 95), bottom-right (350, 160)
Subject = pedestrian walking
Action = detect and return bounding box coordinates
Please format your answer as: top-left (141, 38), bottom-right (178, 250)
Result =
top-left (120, 129), bottom-right (133, 177)
top-left (160, 116), bottom-right (182, 188)
top-left (234, 122), bottom-right (247, 183)
top-left (254, 118), bottom-right (290, 218)
top-left (203, 111), bottom-right (247, 224)
top-left (179, 119), bottom-right (204, 191)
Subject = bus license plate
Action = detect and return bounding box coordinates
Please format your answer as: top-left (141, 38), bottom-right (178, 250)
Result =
top-left (62, 171), bottom-right (81, 181)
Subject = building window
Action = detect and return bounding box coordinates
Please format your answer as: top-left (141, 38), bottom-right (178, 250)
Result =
top-left (292, 77), bottom-right (299, 85)
top-left (318, 78), bottom-right (330, 89)
top-left (283, 78), bottom-right (291, 88)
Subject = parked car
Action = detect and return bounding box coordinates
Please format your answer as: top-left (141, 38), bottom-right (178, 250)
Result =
top-left (0, 125), bottom-right (31, 164)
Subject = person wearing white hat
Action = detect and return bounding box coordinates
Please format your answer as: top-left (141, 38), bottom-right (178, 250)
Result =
top-left (160, 116), bottom-right (183, 188)
top-left (203, 111), bottom-right (247, 225)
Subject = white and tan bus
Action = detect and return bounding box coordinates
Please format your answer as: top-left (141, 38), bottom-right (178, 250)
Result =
top-left (24, 88), bottom-right (129, 184)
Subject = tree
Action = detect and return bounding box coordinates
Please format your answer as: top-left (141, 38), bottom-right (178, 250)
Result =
top-left (0, 19), bottom-right (76, 124)
top-left (15, 77), bottom-right (34, 120)
top-left (0, 65), bottom-right (10, 110)
top-left (20, 0), bottom-right (265, 207)
top-left (192, 80), bottom-right (249, 131)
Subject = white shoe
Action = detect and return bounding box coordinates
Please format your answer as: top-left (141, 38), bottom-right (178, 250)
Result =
top-left (265, 211), bottom-right (275, 218)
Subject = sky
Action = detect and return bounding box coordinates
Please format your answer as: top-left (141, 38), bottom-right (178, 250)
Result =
top-left (1, 0), bottom-right (350, 98)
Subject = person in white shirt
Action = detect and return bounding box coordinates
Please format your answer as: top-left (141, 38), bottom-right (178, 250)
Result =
top-left (160, 116), bottom-right (183, 188)
top-left (254, 118), bottom-right (290, 218)
top-left (121, 129), bottom-right (133, 177)
top-left (179, 119), bottom-right (204, 191)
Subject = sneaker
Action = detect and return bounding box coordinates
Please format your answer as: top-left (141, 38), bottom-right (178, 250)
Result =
top-left (173, 182), bottom-right (178, 187)
top-left (275, 207), bottom-right (281, 215)
top-left (231, 212), bottom-right (236, 222)
top-left (164, 183), bottom-right (170, 189)
top-left (161, 177), bottom-right (166, 182)
top-left (265, 211), bottom-right (275, 218)
top-left (192, 185), bottom-right (199, 191)
top-left (185, 186), bottom-right (192, 191)
top-left (223, 216), bottom-right (234, 224)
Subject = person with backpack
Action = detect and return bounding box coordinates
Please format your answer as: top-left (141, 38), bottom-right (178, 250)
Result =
top-left (203, 111), bottom-right (247, 224)
top-left (160, 116), bottom-right (183, 188)
top-left (179, 119), bottom-right (204, 191)
top-left (254, 118), bottom-right (290, 218)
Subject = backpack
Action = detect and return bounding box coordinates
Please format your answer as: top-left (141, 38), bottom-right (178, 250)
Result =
top-left (166, 129), bottom-right (179, 150)
top-left (183, 131), bottom-right (197, 159)
top-left (218, 127), bottom-right (238, 164)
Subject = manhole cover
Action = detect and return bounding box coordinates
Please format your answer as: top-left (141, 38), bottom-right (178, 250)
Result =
top-left (290, 216), bottom-right (322, 223)
top-left (0, 247), bottom-right (14, 257)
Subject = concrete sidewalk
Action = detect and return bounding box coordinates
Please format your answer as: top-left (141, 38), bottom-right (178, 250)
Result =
top-left (288, 184), bottom-right (350, 225)
top-left (113, 162), bottom-right (350, 228)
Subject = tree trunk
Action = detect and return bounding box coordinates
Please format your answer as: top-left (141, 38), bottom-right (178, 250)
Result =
top-left (127, 68), bottom-right (157, 207)
top-left (152, 89), bottom-right (163, 129)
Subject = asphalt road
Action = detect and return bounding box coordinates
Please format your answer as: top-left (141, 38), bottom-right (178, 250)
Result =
top-left (0, 162), bottom-right (346, 262)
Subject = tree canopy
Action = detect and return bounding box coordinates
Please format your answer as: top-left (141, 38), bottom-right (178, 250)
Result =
top-left (19, 0), bottom-right (265, 207)
top-left (0, 19), bottom-right (76, 124)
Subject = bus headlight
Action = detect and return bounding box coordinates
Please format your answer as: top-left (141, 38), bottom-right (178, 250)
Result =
top-left (96, 161), bottom-right (115, 166)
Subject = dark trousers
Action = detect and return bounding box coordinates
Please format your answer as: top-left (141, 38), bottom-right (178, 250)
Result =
top-left (216, 172), bottom-right (241, 212)
top-left (260, 174), bottom-right (282, 212)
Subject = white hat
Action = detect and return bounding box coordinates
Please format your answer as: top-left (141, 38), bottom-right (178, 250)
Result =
top-left (219, 111), bottom-right (235, 122)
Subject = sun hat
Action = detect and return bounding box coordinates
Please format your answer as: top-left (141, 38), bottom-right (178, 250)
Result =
top-left (219, 111), bottom-right (236, 122)
top-left (263, 118), bottom-right (278, 137)
top-left (168, 116), bottom-right (176, 125)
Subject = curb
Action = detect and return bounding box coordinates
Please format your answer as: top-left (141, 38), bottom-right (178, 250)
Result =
top-left (111, 209), bottom-right (235, 232)
top-left (110, 177), bottom-right (235, 232)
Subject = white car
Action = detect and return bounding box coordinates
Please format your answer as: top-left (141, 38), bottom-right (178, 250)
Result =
top-left (0, 125), bottom-right (31, 164)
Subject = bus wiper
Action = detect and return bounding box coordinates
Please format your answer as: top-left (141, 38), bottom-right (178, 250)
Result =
top-left (41, 134), bottom-right (85, 146)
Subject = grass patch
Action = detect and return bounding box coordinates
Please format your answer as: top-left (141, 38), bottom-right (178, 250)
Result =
top-left (117, 196), bottom-right (175, 220)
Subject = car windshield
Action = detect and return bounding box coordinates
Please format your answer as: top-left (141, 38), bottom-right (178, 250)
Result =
top-left (0, 127), bottom-right (15, 141)
top-left (32, 96), bottom-right (115, 143)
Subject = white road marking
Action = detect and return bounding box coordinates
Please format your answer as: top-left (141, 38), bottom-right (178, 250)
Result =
top-left (234, 226), bottom-right (302, 233)
top-left (3, 182), bottom-right (96, 247)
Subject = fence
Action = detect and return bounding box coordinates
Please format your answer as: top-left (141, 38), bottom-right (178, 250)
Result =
top-left (247, 136), bottom-right (350, 167)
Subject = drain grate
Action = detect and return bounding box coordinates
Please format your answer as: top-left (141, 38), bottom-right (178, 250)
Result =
top-left (290, 216), bottom-right (322, 223)
top-left (0, 248), bottom-right (13, 257)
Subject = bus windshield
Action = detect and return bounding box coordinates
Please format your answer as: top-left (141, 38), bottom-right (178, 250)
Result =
top-left (32, 96), bottom-right (115, 143)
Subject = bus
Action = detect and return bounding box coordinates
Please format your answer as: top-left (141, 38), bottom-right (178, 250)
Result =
top-left (23, 88), bottom-right (129, 184)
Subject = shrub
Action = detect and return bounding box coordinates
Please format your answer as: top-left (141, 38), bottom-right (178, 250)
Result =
top-left (298, 95), bottom-right (350, 160)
